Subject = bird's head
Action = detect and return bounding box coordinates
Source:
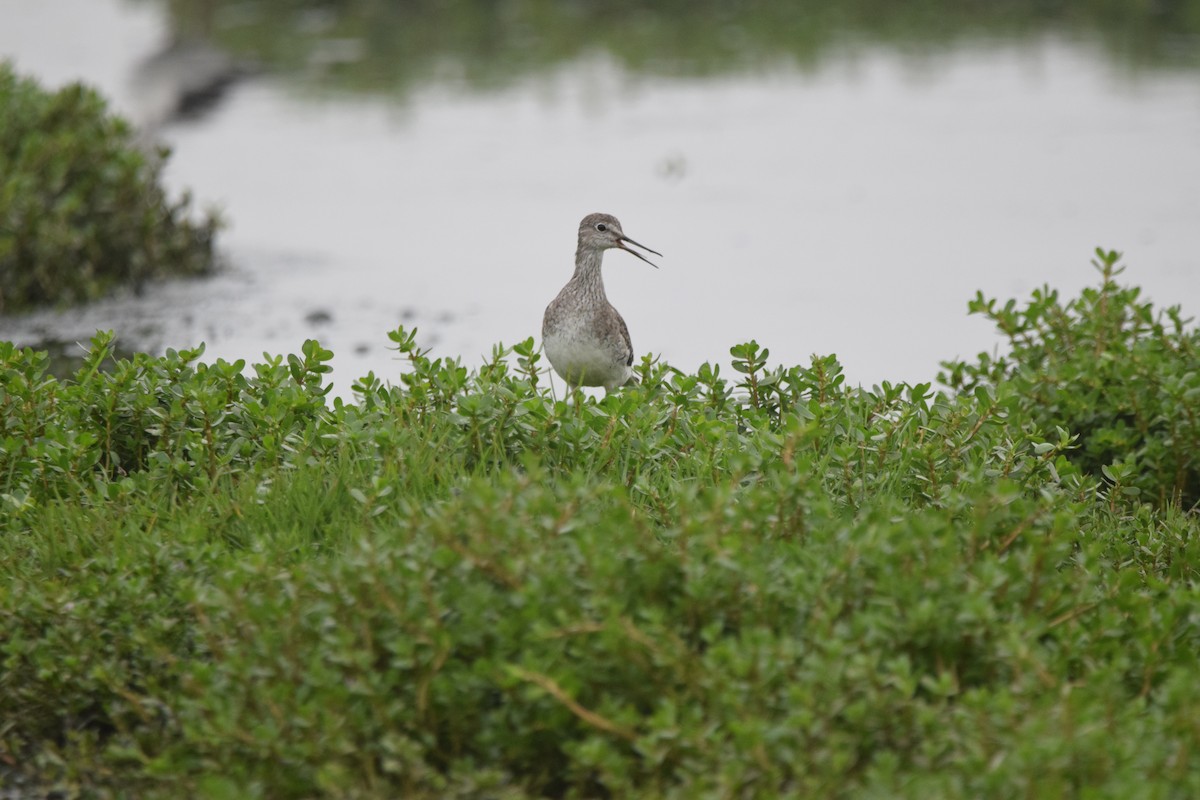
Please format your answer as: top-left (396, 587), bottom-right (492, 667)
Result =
top-left (577, 212), bottom-right (661, 268)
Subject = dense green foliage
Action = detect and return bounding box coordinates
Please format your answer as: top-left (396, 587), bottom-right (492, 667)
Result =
top-left (0, 62), bottom-right (217, 312)
top-left (943, 252), bottom-right (1200, 510)
top-left (2, 253), bottom-right (1199, 798)
top-left (148, 0), bottom-right (1200, 98)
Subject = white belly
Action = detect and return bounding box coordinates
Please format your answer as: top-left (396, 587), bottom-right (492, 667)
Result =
top-left (543, 329), bottom-right (631, 389)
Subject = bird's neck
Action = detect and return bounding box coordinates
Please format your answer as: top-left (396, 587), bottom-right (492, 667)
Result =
top-left (568, 246), bottom-right (608, 302)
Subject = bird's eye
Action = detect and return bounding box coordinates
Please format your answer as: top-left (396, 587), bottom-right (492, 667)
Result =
top-left (595, 223), bottom-right (607, 232)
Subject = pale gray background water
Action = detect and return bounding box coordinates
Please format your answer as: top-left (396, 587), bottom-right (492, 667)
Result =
top-left (1, 0), bottom-right (1198, 395)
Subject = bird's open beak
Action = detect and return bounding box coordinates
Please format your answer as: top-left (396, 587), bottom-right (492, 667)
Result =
top-left (618, 235), bottom-right (662, 269)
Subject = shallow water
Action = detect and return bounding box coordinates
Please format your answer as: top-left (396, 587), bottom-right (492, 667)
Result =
top-left (1, 0), bottom-right (1198, 395)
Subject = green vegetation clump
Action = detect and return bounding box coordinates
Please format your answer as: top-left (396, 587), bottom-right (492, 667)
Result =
top-left (2, 252), bottom-right (1199, 798)
top-left (0, 62), bottom-right (218, 312)
top-left (942, 251), bottom-right (1200, 509)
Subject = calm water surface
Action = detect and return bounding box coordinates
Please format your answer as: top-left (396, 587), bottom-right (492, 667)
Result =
top-left (1, 0), bottom-right (1198, 394)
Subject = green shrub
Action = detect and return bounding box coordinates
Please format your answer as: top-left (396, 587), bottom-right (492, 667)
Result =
top-left (942, 249), bottom-right (1200, 510)
top-left (0, 332), bottom-right (332, 521)
top-left (2, 264), bottom-right (1200, 797)
top-left (0, 62), bottom-right (218, 311)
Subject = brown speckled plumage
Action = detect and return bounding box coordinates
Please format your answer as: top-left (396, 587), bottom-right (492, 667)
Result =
top-left (542, 213), bottom-right (660, 391)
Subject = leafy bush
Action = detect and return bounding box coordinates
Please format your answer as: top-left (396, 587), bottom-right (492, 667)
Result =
top-left (942, 249), bottom-right (1200, 510)
top-left (2, 264), bottom-right (1199, 798)
top-left (0, 332), bottom-right (332, 520)
top-left (0, 62), bottom-right (218, 312)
